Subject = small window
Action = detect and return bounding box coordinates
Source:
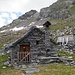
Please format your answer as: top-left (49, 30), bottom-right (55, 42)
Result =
top-left (23, 47), bottom-right (26, 52)
top-left (36, 41), bottom-right (40, 45)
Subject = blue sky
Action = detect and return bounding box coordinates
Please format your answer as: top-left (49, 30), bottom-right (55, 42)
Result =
top-left (0, 12), bottom-right (22, 26)
top-left (0, 0), bottom-right (57, 28)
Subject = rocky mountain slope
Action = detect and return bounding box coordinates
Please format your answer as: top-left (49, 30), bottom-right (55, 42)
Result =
top-left (0, 0), bottom-right (75, 49)
top-left (38, 0), bottom-right (75, 19)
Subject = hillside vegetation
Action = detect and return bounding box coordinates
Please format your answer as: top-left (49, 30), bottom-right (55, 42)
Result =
top-left (0, 64), bottom-right (75, 75)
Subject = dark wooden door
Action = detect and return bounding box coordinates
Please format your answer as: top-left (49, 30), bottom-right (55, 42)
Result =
top-left (20, 45), bottom-right (30, 52)
top-left (19, 44), bottom-right (30, 62)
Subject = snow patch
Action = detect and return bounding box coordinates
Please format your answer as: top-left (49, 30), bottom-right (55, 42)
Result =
top-left (29, 22), bottom-right (35, 26)
top-left (10, 27), bottom-right (24, 31)
top-left (40, 19), bottom-right (43, 20)
top-left (0, 30), bottom-right (7, 33)
top-left (0, 26), bottom-right (25, 33)
top-left (36, 25), bottom-right (43, 28)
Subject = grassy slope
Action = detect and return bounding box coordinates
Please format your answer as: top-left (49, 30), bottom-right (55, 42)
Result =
top-left (28, 64), bottom-right (75, 75)
top-left (0, 64), bottom-right (75, 75)
top-left (0, 69), bottom-right (22, 75)
top-left (0, 54), bottom-right (10, 64)
top-left (50, 16), bottom-right (75, 32)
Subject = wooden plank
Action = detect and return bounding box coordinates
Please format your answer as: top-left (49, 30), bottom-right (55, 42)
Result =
top-left (20, 52), bottom-right (30, 62)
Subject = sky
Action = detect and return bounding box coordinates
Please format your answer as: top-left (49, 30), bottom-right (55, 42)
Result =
top-left (0, 0), bottom-right (58, 28)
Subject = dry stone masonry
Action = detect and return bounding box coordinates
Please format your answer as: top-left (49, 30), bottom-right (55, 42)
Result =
top-left (3, 21), bottom-right (75, 66)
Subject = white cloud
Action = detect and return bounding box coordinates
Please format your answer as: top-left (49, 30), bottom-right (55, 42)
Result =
top-left (0, 22), bottom-right (5, 28)
top-left (1, 13), bottom-right (9, 17)
top-left (0, 12), bottom-right (21, 28)
top-left (0, 17), bottom-right (6, 27)
top-left (0, 0), bottom-right (29, 13)
top-left (0, 0), bottom-right (57, 13)
top-left (0, 0), bottom-right (58, 27)
top-left (8, 19), bottom-right (13, 24)
top-left (10, 13), bottom-right (17, 19)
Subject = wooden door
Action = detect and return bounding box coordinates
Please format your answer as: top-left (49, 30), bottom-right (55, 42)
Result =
top-left (20, 45), bottom-right (30, 52)
top-left (19, 44), bottom-right (30, 62)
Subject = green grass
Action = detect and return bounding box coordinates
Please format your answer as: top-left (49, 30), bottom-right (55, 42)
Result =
top-left (0, 68), bottom-right (22, 75)
top-left (48, 18), bottom-right (64, 31)
top-left (27, 64), bottom-right (75, 75)
top-left (0, 54), bottom-right (10, 64)
top-left (0, 44), bottom-right (4, 49)
top-left (0, 64), bottom-right (75, 75)
top-left (0, 50), bottom-right (3, 53)
top-left (50, 22), bottom-right (68, 32)
top-left (72, 54), bottom-right (75, 61)
top-left (49, 14), bottom-right (75, 33)
top-left (0, 49), bottom-right (75, 75)
top-left (69, 5), bottom-right (75, 11)
top-left (58, 49), bottom-right (75, 62)
top-left (49, 18), bottom-right (63, 22)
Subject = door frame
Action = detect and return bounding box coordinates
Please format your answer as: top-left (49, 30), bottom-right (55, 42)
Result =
top-left (19, 43), bottom-right (30, 62)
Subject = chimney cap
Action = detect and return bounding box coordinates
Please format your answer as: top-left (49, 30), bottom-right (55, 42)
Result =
top-left (43, 21), bottom-right (51, 28)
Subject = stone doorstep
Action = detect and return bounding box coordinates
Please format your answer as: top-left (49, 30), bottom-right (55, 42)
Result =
top-left (14, 66), bottom-right (20, 70)
top-left (28, 65), bottom-right (33, 68)
top-left (32, 63), bottom-right (40, 67)
top-left (21, 68), bottom-right (40, 74)
top-left (38, 56), bottom-right (60, 60)
top-left (22, 65), bottom-right (27, 69)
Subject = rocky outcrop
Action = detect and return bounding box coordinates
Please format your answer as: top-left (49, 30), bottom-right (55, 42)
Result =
top-left (18, 10), bottom-right (38, 20)
top-left (17, 0), bottom-right (75, 21)
top-left (9, 0), bottom-right (75, 26)
top-left (38, 0), bottom-right (75, 19)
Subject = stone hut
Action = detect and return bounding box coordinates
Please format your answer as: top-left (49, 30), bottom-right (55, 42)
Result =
top-left (3, 21), bottom-right (58, 65)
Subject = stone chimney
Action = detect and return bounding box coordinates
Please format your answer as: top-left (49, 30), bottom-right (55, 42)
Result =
top-left (43, 21), bottom-right (51, 49)
top-left (43, 21), bottom-right (58, 57)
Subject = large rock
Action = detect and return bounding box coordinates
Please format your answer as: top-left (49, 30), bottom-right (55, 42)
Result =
top-left (19, 10), bottom-right (38, 20)
top-left (22, 68), bottom-right (40, 74)
top-left (38, 0), bottom-right (75, 19)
